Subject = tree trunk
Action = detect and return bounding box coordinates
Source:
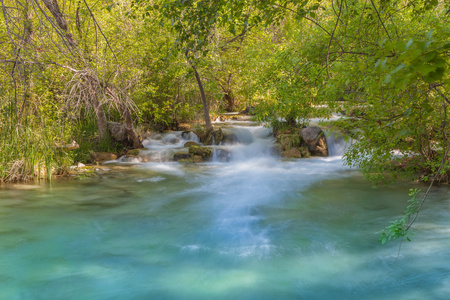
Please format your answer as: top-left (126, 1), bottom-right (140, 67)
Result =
top-left (41, 0), bottom-right (76, 47)
top-left (92, 98), bottom-right (108, 140)
top-left (223, 92), bottom-right (235, 112)
top-left (189, 60), bottom-right (213, 131)
top-left (122, 106), bottom-right (142, 148)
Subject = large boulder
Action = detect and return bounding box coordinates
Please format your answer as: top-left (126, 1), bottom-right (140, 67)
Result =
top-left (301, 127), bottom-right (328, 157)
top-left (108, 122), bottom-right (127, 142)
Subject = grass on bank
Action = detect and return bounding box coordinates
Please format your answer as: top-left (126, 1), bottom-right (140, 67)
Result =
top-left (0, 124), bottom-right (73, 183)
top-left (0, 116), bottom-right (125, 184)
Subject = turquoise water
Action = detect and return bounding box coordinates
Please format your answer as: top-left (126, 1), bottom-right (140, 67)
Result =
top-left (1, 127), bottom-right (449, 299)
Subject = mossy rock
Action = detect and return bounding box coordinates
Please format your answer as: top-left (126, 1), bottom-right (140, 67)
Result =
top-left (189, 145), bottom-right (213, 160)
top-left (282, 148), bottom-right (302, 158)
top-left (193, 128), bottom-right (223, 145)
top-left (276, 130), bottom-right (304, 151)
top-left (90, 152), bottom-right (118, 163)
top-left (177, 154), bottom-right (206, 163)
top-left (184, 141), bottom-right (200, 148)
top-left (213, 129), bottom-right (223, 145)
top-left (192, 155), bottom-right (204, 163)
top-left (173, 152), bottom-right (192, 161)
top-left (126, 148), bottom-right (148, 157)
top-left (193, 128), bottom-right (213, 145)
top-left (299, 146), bottom-right (311, 158)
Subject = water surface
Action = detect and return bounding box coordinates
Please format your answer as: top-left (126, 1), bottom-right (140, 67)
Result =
top-left (1, 125), bottom-right (449, 299)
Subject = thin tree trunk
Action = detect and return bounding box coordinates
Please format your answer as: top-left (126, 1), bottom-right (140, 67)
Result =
top-left (193, 67), bottom-right (213, 131)
top-left (92, 98), bottom-right (108, 140)
top-left (187, 56), bottom-right (212, 131)
top-left (41, 0), bottom-right (76, 47)
top-left (122, 106), bottom-right (142, 148)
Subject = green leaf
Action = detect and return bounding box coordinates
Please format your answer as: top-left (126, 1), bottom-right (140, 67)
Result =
top-left (424, 67), bottom-right (445, 83)
top-left (391, 63), bottom-right (406, 74)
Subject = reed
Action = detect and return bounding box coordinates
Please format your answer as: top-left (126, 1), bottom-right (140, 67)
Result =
top-left (0, 122), bottom-right (73, 184)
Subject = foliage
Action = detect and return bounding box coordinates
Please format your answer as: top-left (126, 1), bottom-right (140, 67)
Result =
top-left (379, 188), bottom-right (421, 244)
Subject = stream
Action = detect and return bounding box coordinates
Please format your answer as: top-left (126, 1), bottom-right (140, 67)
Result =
top-left (1, 122), bottom-right (449, 299)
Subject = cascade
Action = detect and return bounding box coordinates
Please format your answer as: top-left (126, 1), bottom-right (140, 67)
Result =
top-left (211, 126), bottom-right (275, 162)
top-left (115, 123), bottom-right (351, 164)
top-left (324, 131), bottom-right (349, 157)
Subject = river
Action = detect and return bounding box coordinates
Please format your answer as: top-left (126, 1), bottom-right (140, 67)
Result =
top-left (0, 123), bottom-right (449, 299)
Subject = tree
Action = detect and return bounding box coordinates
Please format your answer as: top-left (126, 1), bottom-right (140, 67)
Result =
top-left (1, 0), bottom-right (141, 148)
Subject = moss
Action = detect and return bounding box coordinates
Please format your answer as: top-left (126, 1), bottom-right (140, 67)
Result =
top-left (276, 130), bottom-right (304, 151)
top-left (193, 155), bottom-right (204, 163)
top-left (126, 148), bottom-right (147, 157)
top-left (173, 152), bottom-right (192, 161)
top-left (193, 128), bottom-right (214, 145)
top-left (281, 148), bottom-right (302, 158)
top-left (193, 127), bottom-right (223, 145)
top-left (299, 146), bottom-right (311, 158)
top-left (189, 145), bottom-right (213, 160)
top-left (177, 155), bottom-right (206, 163)
top-left (184, 141), bottom-right (200, 147)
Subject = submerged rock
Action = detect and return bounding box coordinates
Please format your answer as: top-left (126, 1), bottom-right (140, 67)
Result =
top-left (221, 129), bottom-right (238, 144)
top-left (215, 148), bottom-right (232, 162)
top-left (173, 152), bottom-right (192, 161)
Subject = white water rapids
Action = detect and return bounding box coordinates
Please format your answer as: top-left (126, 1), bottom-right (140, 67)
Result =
top-left (0, 122), bottom-right (449, 299)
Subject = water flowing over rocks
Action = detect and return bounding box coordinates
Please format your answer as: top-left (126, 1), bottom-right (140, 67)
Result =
top-left (112, 121), bottom-right (336, 164)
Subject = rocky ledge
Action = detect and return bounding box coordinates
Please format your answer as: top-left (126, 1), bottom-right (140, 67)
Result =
top-left (275, 126), bottom-right (328, 158)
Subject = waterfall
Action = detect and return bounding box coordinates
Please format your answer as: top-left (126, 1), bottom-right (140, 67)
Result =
top-left (325, 131), bottom-right (349, 157)
top-left (116, 124), bottom-right (350, 164)
top-left (212, 126), bottom-right (275, 162)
